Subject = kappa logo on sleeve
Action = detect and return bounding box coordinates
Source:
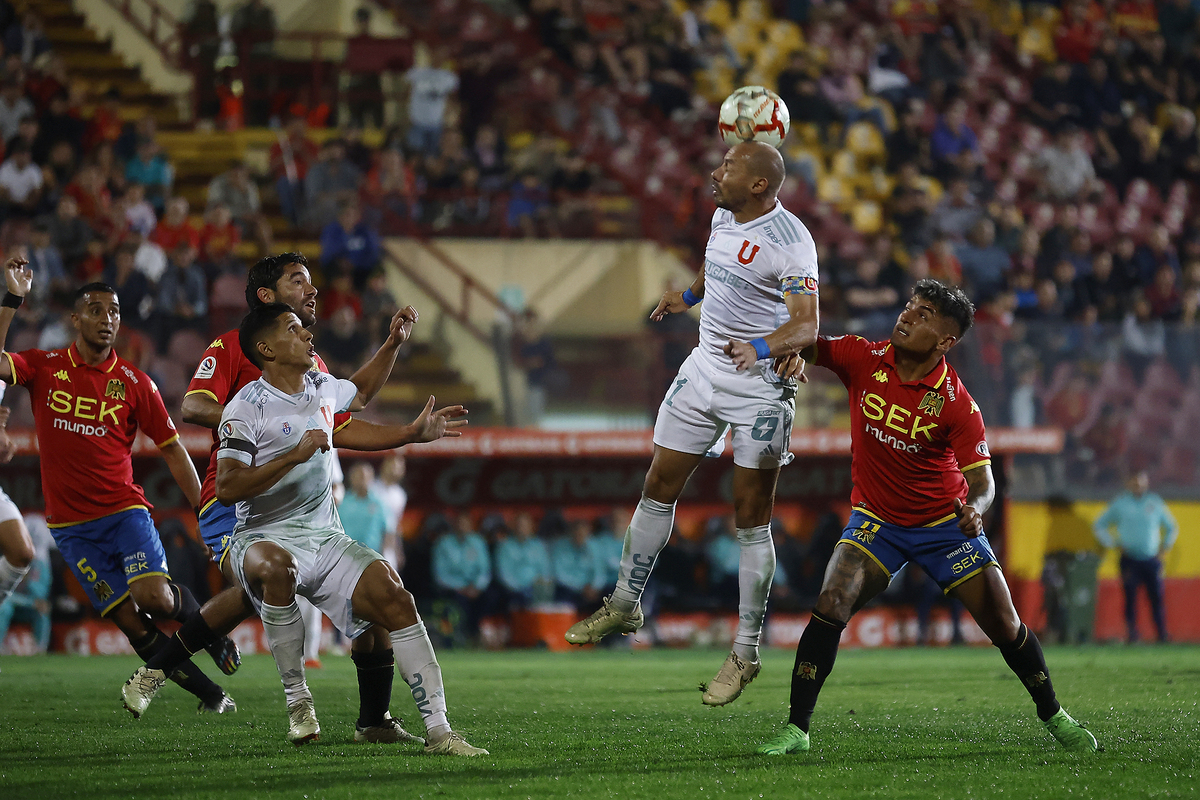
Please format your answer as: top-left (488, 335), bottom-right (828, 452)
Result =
top-left (194, 356), bottom-right (217, 381)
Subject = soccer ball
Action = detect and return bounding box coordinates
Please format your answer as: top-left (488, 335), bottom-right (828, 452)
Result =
top-left (717, 86), bottom-right (790, 148)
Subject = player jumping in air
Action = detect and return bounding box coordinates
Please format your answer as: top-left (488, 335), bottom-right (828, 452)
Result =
top-left (757, 279), bottom-right (1099, 755)
top-left (123, 253), bottom-right (465, 745)
top-left (0, 259), bottom-right (237, 710)
top-left (214, 303), bottom-right (485, 752)
top-left (564, 141), bottom-right (819, 706)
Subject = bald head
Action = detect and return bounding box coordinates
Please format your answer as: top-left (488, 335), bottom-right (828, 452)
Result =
top-left (736, 141), bottom-right (786, 199)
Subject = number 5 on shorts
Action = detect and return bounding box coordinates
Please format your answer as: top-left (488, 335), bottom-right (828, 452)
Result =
top-left (77, 558), bottom-right (97, 582)
top-left (665, 377), bottom-right (688, 407)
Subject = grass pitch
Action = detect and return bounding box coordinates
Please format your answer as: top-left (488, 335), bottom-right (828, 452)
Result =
top-left (1, 645), bottom-right (1197, 800)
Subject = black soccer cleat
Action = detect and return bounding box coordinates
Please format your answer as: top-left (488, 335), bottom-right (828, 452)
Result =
top-left (206, 635), bottom-right (241, 676)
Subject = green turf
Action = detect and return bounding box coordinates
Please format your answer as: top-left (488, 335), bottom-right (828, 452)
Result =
top-left (1, 646), bottom-right (1197, 799)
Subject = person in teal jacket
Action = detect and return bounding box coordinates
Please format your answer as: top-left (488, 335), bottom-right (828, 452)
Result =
top-left (1093, 471), bottom-right (1179, 643)
top-left (495, 512), bottom-right (553, 610)
top-left (591, 509), bottom-right (630, 597)
top-left (432, 513), bottom-right (492, 638)
top-left (339, 461), bottom-right (389, 554)
top-left (552, 520), bottom-right (605, 613)
top-left (0, 514), bottom-right (52, 652)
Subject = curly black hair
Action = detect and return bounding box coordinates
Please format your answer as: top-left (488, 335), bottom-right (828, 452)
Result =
top-left (244, 252), bottom-right (308, 309)
top-left (912, 278), bottom-right (975, 336)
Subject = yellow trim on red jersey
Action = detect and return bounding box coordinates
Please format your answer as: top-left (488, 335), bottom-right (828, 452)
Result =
top-left (943, 560), bottom-right (999, 594)
top-left (156, 433), bottom-right (181, 449)
top-left (836, 539), bottom-right (892, 578)
top-left (932, 362), bottom-right (949, 389)
top-left (960, 459), bottom-right (991, 473)
top-left (184, 388), bottom-right (220, 402)
top-left (47, 504), bottom-right (149, 528)
top-left (99, 589), bottom-right (131, 617)
top-left (857, 505), bottom-right (958, 528)
top-left (333, 417), bottom-right (353, 434)
top-left (3, 351), bottom-right (18, 384)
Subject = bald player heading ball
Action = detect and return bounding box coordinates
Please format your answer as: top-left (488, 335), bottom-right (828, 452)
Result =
top-left (565, 141), bottom-right (820, 706)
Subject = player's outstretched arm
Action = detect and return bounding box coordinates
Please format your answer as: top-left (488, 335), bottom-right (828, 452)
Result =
top-left (331, 397), bottom-right (468, 450)
top-left (346, 305), bottom-right (419, 409)
top-left (650, 269), bottom-right (705, 321)
top-left (180, 393), bottom-right (225, 429)
top-left (216, 430), bottom-right (329, 504)
top-left (160, 439), bottom-right (203, 510)
top-left (725, 292), bottom-right (818, 372)
top-left (0, 256), bottom-right (31, 383)
top-left (954, 465), bottom-right (996, 538)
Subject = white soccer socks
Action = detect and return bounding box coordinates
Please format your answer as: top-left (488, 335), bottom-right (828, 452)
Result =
top-left (390, 622), bottom-right (450, 739)
top-left (261, 600), bottom-right (311, 705)
top-left (0, 556), bottom-right (29, 605)
top-left (732, 524), bottom-right (776, 662)
top-left (610, 495), bottom-right (676, 612)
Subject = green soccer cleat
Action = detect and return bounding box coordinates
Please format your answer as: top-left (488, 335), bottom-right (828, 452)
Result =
top-left (1044, 708), bottom-right (1099, 753)
top-left (756, 723), bottom-right (810, 755)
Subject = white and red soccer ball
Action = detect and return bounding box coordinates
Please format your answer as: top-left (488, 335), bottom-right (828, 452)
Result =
top-left (717, 86), bottom-right (791, 148)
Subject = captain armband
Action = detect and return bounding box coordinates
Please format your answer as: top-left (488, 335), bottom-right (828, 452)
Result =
top-left (782, 276), bottom-right (819, 298)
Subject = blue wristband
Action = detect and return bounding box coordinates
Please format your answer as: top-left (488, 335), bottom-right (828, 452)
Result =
top-left (681, 288), bottom-right (700, 307)
top-left (750, 338), bottom-right (771, 360)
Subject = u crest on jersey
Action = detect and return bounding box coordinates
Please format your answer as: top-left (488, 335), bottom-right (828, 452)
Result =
top-left (737, 239), bottom-right (760, 264)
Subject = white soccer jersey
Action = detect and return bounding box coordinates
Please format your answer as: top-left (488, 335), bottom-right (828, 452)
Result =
top-left (697, 203), bottom-right (819, 376)
top-left (217, 372), bottom-right (358, 538)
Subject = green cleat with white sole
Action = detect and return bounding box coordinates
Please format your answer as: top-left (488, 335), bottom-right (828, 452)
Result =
top-left (756, 723), bottom-right (810, 755)
top-left (1044, 708), bottom-right (1099, 753)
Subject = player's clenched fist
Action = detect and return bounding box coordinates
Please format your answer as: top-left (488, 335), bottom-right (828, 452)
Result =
top-left (386, 305), bottom-right (419, 346)
top-left (953, 497), bottom-right (983, 537)
top-left (291, 429), bottom-right (330, 463)
top-left (4, 255), bottom-right (31, 296)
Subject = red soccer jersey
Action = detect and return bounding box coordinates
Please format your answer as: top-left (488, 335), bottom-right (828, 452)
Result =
top-left (815, 335), bottom-right (991, 527)
top-left (6, 343), bottom-right (180, 526)
top-left (185, 330), bottom-right (350, 511)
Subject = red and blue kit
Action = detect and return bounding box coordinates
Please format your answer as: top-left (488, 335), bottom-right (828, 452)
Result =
top-left (185, 330), bottom-right (349, 562)
top-left (814, 335), bottom-right (998, 591)
top-left (6, 343), bottom-right (181, 613)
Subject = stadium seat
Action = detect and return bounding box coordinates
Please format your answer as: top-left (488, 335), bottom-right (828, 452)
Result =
top-left (850, 200), bottom-right (883, 234)
top-left (817, 175), bottom-right (854, 211)
top-left (845, 122), bottom-right (886, 163)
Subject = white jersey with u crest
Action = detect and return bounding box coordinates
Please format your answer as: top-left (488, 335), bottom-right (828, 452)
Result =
top-left (698, 202), bottom-right (819, 380)
top-left (217, 372), bottom-right (358, 540)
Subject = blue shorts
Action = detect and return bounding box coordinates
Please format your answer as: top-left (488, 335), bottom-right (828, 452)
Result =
top-left (198, 500), bottom-right (238, 565)
top-left (51, 508), bottom-right (170, 616)
top-left (838, 509), bottom-right (999, 594)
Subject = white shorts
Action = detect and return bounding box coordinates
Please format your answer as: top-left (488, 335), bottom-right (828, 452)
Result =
top-left (0, 487), bottom-right (20, 524)
top-left (229, 528), bottom-right (382, 640)
top-left (653, 349), bottom-right (797, 470)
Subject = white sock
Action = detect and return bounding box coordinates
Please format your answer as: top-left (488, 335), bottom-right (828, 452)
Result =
top-left (610, 495), bottom-right (675, 611)
top-left (0, 556), bottom-right (29, 605)
top-left (298, 597), bottom-right (322, 662)
top-left (261, 600), bottom-right (310, 705)
top-left (732, 524), bottom-right (775, 662)
top-left (390, 621), bottom-right (449, 737)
